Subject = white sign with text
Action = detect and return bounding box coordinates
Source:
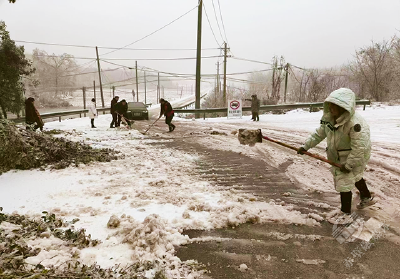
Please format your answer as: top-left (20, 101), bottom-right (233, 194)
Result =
top-left (228, 99), bottom-right (242, 118)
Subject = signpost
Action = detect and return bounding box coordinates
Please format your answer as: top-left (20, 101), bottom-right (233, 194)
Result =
top-left (227, 99), bottom-right (242, 118)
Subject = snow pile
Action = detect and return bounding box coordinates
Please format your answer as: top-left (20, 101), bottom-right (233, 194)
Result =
top-left (107, 215), bottom-right (121, 228)
top-left (238, 128), bottom-right (262, 147)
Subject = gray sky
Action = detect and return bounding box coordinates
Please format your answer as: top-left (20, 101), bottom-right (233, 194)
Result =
top-left (1, 0), bottom-right (399, 87)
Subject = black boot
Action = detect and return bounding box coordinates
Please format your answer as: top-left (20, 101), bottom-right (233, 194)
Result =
top-left (91, 119), bottom-right (96, 128)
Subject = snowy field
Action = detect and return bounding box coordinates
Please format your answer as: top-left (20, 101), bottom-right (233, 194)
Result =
top-left (1, 103), bottom-right (400, 278)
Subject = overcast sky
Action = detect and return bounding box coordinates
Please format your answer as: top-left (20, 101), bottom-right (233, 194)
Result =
top-left (1, 0), bottom-right (399, 87)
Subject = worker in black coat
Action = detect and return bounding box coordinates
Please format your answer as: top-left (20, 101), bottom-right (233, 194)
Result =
top-left (109, 96), bottom-right (119, 128)
top-left (25, 97), bottom-right (44, 131)
top-left (114, 99), bottom-right (130, 127)
top-left (159, 98), bottom-right (175, 132)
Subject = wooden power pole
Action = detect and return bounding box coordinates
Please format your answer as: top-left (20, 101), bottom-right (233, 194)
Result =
top-left (82, 86), bottom-right (86, 117)
top-left (95, 46), bottom-right (105, 107)
top-left (284, 63), bottom-right (290, 103)
top-left (93, 80), bottom-right (96, 100)
top-left (223, 42), bottom-right (228, 105)
top-left (195, 0), bottom-right (203, 117)
top-left (144, 71), bottom-right (147, 105)
top-left (157, 72), bottom-right (160, 103)
top-left (135, 61), bottom-right (139, 102)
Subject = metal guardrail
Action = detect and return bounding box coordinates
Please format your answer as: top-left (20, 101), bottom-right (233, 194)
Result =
top-left (8, 100), bottom-right (370, 123)
top-left (11, 107), bottom-right (111, 123)
top-left (174, 100), bottom-right (371, 119)
top-left (173, 94), bottom-right (208, 109)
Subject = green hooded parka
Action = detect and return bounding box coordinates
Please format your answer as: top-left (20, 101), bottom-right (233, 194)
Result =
top-left (303, 88), bottom-right (371, 192)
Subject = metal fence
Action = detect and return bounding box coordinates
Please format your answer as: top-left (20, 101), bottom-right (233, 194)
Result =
top-left (9, 100), bottom-right (370, 123)
top-left (174, 100), bottom-right (371, 119)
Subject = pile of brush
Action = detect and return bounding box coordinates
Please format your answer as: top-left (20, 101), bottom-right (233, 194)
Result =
top-left (0, 120), bottom-right (120, 174)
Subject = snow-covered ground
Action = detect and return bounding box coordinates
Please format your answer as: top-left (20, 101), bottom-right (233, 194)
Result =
top-left (1, 103), bottom-right (399, 278)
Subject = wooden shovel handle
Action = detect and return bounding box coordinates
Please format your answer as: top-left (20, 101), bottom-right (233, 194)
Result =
top-left (261, 135), bottom-right (342, 168)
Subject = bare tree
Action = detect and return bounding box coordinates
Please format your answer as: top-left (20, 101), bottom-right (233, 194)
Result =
top-left (353, 40), bottom-right (393, 101)
top-left (270, 56), bottom-right (285, 104)
top-left (32, 49), bottom-right (78, 97)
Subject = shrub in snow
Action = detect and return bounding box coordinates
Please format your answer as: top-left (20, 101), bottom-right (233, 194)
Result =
top-left (107, 215), bottom-right (121, 228)
top-left (0, 120), bottom-right (120, 174)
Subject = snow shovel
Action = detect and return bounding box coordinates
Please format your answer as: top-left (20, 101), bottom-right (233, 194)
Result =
top-left (238, 129), bottom-right (342, 168)
top-left (116, 113), bottom-right (133, 129)
top-left (141, 116), bottom-right (161, 135)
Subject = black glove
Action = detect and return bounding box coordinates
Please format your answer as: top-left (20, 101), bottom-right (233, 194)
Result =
top-left (297, 147), bottom-right (306, 155)
top-left (340, 165), bottom-right (351, 173)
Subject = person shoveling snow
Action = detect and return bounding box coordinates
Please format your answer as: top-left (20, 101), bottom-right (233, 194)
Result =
top-left (238, 88), bottom-right (376, 225)
top-left (297, 88), bottom-right (375, 224)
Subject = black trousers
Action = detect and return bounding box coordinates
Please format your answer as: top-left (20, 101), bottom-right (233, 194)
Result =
top-left (252, 112), bottom-right (259, 121)
top-left (110, 113), bottom-right (117, 127)
top-left (116, 114), bottom-right (122, 127)
top-left (91, 119), bottom-right (95, 128)
top-left (340, 178), bottom-right (372, 214)
top-left (166, 115), bottom-right (175, 131)
top-left (117, 114), bottom-right (131, 127)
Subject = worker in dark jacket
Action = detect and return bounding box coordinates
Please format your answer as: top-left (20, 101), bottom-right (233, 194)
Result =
top-left (245, 95), bottom-right (260, 121)
top-left (109, 96), bottom-right (119, 128)
top-left (114, 99), bottom-right (131, 127)
top-left (25, 97), bottom-right (44, 131)
top-left (159, 98), bottom-right (175, 132)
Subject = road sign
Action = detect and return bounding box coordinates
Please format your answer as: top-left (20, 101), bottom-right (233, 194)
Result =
top-left (228, 99), bottom-right (242, 118)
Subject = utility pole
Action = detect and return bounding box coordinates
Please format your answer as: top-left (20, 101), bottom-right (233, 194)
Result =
top-left (144, 71), bottom-right (147, 105)
top-left (135, 61), bottom-right (139, 102)
top-left (157, 72), bottom-right (160, 103)
top-left (216, 61), bottom-right (220, 94)
top-left (95, 46), bottom-right (105, 107)
top-left (82, 86), bottom-right (86, 117)
top-left (112, 86), bottom-right (115, 98)
top-left (223, 42), bottom-right (228, 105)
top-left (195, 0), bottom-right (203, 117)
top-left (284, 63), bottom-right (289, 103)
top-left (93, 80), bottom-right (96, 100)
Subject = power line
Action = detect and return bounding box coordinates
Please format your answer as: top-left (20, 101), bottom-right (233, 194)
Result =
top-left (33, 53), bottom-right (223, 61)
top-left (231, 56), bottom-right (273, 65)
top-left (217, 0), bottom-right (230, 47)
top-left (15, 40), bottom-right (219, 51)
top-left (33, 54), bottom-right (95, 60)
top-left (211, 0), bottom-right (224, 42)
top-left (100, 4), bottom-right (199, 57)
top-left (101, 55), bottom-right (223, 61)
top-left (202, 1), bottom-right (222, 47)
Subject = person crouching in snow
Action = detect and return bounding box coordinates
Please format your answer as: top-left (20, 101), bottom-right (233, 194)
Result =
top-left (159, 98), bottom-right (175, 132)
top-left (25, 97), bottom-right (44, 131)
top-left (297, 88), bottom-right (375, 224)
top-left (88, 98), bottom-right (97, 128)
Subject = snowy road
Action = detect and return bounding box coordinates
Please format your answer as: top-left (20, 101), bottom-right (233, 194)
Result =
top-left (1, 104), bottom-right (400, 278)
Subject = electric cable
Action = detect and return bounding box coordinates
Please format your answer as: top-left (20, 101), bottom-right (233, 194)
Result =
top-left (100, 4), bottom-right (199, 57)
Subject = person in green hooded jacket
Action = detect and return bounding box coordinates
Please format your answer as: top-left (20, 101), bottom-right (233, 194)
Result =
top-left (297, 88), bottom-right (375, 224)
